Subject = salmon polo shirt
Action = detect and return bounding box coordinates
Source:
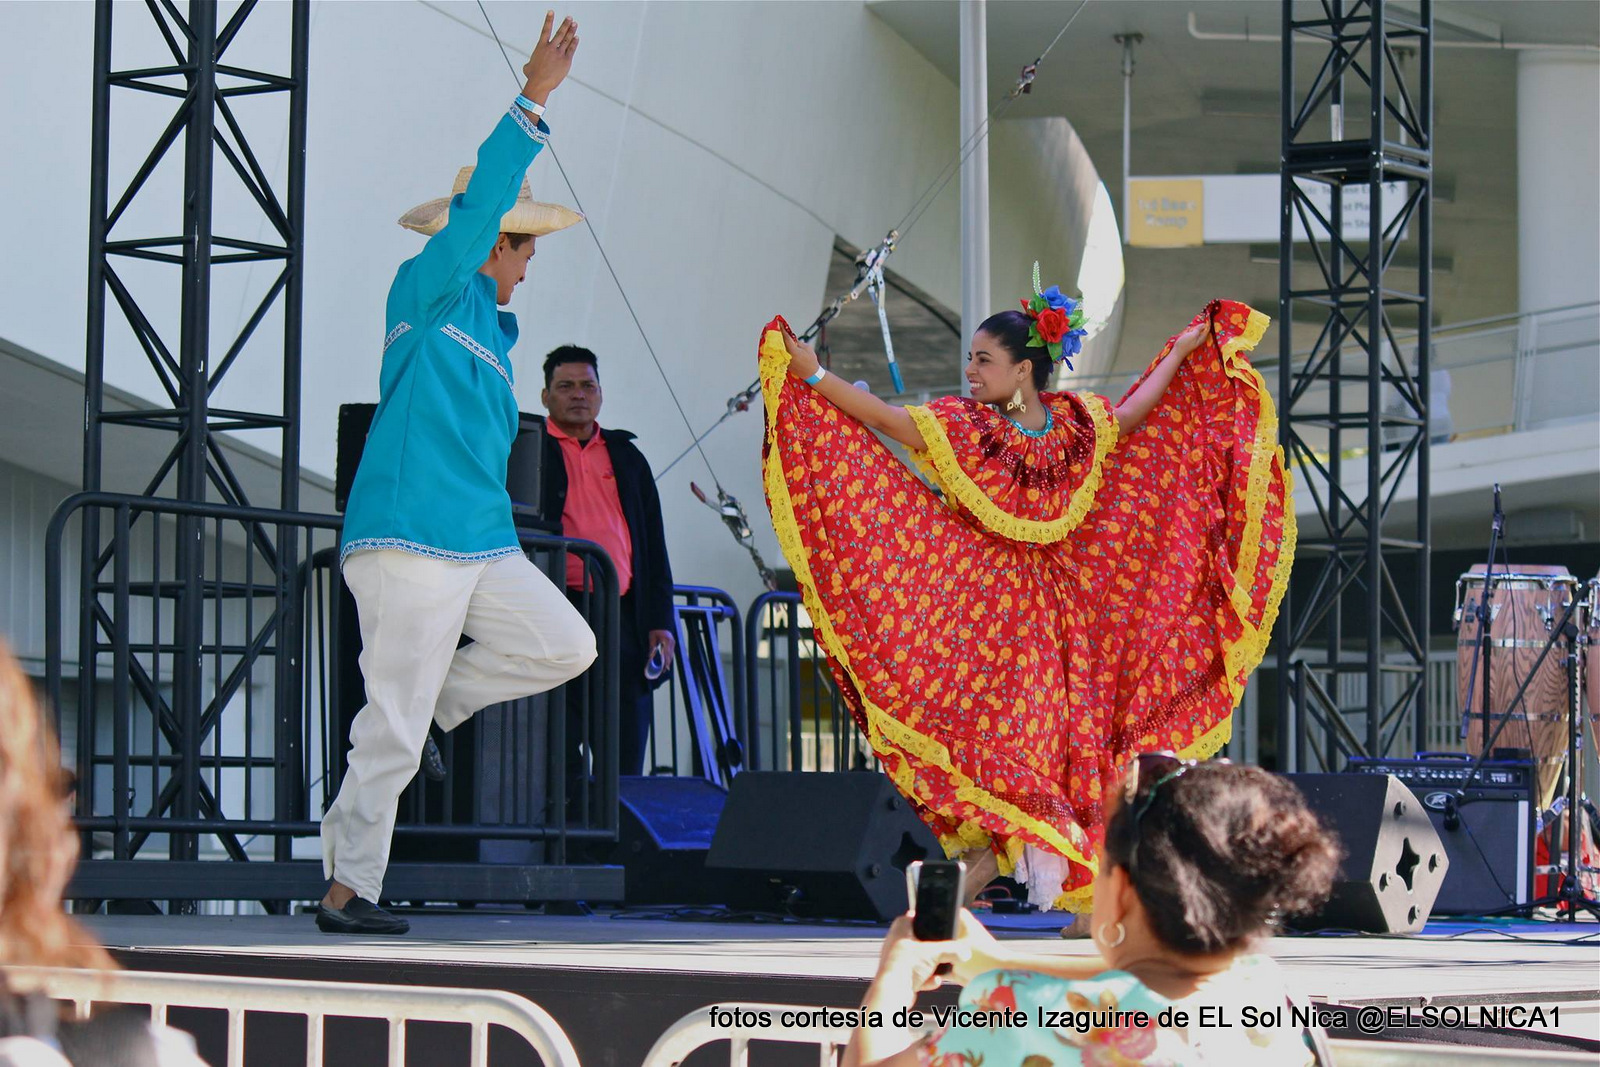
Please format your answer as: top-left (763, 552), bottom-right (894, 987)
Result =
top-left (547, 421), bottom-right (633, 594)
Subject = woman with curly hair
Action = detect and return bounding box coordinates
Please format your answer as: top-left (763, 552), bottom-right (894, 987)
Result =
top-left (846, 759), bottom-right (1340, 1066)
top-left (0, 641), bottom-right (204, 1066)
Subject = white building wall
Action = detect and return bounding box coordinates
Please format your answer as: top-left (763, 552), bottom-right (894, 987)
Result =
top-left (0, 0), bottom-right (1108, 612)
top-left (0, 461), bottom-right (76, 669)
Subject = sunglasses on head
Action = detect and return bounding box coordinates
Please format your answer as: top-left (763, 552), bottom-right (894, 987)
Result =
top-left (1119, 750), bottom-right (1229, 878)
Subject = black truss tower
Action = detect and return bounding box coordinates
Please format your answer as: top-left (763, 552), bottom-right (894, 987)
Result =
top-left (1276, 0), bottom-right (1432, 770)
top-left (74, 0), bottom-right (310, 873)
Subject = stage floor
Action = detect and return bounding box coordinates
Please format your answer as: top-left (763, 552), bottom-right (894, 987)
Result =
top-left (80, 910), bottom-right (1600, 1047)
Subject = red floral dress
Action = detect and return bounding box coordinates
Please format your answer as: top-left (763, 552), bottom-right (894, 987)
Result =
top-left (759, 301), bottom-right (1292, 910)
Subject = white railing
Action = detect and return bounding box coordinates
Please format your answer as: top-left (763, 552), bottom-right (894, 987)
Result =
top-left (639, 1002), bottom-right (1595, 1067)
top-left (641, 1004), bottom-right (853, 1067)
top-left (5, 966), bottom-right (581, 1067)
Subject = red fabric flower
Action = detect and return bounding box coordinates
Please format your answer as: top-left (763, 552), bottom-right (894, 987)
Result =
top-left (1034, 307), bottom-right (1069, 343)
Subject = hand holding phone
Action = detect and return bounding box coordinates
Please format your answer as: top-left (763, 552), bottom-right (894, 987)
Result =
top-left (907, 859), bottom-right (965, 942)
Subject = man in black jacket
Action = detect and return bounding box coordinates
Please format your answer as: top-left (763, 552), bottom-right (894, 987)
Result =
top-left (535, 345), bottom-right (675, 777)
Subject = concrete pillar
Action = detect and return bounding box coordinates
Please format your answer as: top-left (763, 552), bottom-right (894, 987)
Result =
top-left (1517, 52), bottom-right (1600, 312)
top-left (959, 0), bottom-right (991, 392)
top-left (1515, 52), bottom-right (1600, 428)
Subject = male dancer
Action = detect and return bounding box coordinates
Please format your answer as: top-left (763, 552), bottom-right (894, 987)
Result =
top-left (319, 12), bottom-right (594, 934)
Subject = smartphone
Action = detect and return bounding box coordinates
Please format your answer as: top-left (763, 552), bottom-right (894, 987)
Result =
top-left (906, 859), bottom-right (965, 942)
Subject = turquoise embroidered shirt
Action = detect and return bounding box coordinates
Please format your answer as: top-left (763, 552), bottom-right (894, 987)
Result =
top-left (341, 105), bottom-right (551, 564)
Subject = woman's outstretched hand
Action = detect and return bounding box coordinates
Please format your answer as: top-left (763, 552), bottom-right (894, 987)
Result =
top-left (774, 322), bottom-right (927, 451)
top-left (1172, 318), bottom-right (1214, 359)
top-left (1114, 313), bottom-right (1215, 437)
top-left (782, 327), bottom-right (821, 380)
top-left (523, 11), bottom-right (579, 101)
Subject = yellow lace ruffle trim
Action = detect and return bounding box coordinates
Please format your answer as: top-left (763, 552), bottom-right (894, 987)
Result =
top-left (1211, 307), bottom-right (1297, 711)
top-left (904, 395), bottom-right (1119, 545)
top-left (760, 328), bottom-right (1098, 887)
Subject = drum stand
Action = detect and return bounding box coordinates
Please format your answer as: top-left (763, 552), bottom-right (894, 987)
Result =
top-left (1449, 489), bottom-right (1598, 921)
top-left (1542, 615), bottom-right (1600, 920)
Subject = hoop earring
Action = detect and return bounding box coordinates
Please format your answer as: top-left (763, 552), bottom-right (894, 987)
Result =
top-left (1006, 388), bottom-right (1026, 414)
top-left (1094, 921), bottom-right (1126, 949)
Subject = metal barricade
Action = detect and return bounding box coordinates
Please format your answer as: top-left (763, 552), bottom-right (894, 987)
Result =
top-left (652, 586), bottom-right (747, 781)
top-left (44, 491), bottom-right (622, 906)
top-left (744, 591), bottom-right (871, 773)
top-left (641, 1003), bottom-right (850, 1067)
top-left (7, 966), bottom-right (580, 1067)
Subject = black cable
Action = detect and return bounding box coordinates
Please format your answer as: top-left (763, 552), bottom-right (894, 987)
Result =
top-left (1285, 924), bottom-right (1600, 944)
top-left (892, 0), bottom-right (1091, 238)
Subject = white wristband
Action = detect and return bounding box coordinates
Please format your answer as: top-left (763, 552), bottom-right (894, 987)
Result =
top-left (803, 367), bottom-right (827, 386)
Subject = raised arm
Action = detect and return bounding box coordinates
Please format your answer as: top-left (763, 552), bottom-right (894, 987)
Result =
top-left (403, 12), bottom-right (578, 312)
top-left (779, 329), bottom-right (927, 453)
top-left (1112, 318), bottom-right (1211, 437)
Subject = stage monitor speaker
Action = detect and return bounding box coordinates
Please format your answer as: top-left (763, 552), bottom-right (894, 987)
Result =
top-left (581, 776), bottom-right (728, 905)
top-left (335, 402), bottom-right (548, 528)
top-left (1282, 773), bottom-right (1449, 934)
top-left (1347, 756), bottom-right (1534, 915)
top-left (335, 402), bottom-right (377, 512)
top-left (705, 772), bottom-right (942, 921)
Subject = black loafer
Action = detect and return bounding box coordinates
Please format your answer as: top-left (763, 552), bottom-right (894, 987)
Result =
top-left (419, 733), bottom-right (446, 782)
top-left (316, 897), bottom-right (410, 935)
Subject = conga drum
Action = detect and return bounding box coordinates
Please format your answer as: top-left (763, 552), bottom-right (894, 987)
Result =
top-left (1454, 564), bottom-right (1576, 809)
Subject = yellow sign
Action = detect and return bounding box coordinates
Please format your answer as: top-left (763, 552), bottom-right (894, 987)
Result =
top-left (1127, 179), bottom-right (1204, 247)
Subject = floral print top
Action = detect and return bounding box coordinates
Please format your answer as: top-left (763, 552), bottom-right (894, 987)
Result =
top-left (921, 957), bottom-right (1317, 1067)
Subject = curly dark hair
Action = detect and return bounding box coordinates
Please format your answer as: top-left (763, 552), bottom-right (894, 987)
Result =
top-left (976, 310), bottom-right (1053, 391)
top-left (1102, 762), bottom-right (1341, 955)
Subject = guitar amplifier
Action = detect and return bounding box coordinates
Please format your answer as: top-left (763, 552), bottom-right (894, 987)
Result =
top-left (1346, 754), bottom-right (1534, 915)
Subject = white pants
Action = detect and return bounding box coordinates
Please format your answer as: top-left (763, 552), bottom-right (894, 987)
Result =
top-left (320, 549), bottom-right (597, 902)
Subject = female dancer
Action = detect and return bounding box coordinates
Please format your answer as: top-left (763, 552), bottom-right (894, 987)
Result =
top-left (759, 280), bottom-right (1293, 912)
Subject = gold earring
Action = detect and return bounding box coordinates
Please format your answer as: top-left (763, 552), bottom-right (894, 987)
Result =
top-left (1095, 921), bottom-right (1127, 949)
top-left (1006, 388), bottom-right (1026, 414)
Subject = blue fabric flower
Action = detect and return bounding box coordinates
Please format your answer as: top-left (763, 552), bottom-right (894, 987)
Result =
top-left (1062, 329), bottom-right (1084, 359)
top-left (1040, 285), bottom-right (1076, 314)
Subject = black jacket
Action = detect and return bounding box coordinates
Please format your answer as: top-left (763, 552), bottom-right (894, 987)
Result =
top-left (529, 415), bottom-right (675, 642)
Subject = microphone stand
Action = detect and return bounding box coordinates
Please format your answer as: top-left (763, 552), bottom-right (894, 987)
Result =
top-left (1458, 485), bottom-right (1504, 757)
top-left (1442, 486), bottom-right (1501, 837)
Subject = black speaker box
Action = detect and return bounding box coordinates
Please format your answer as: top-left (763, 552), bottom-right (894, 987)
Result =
top-left (336, 402), bottom-right (548, 528)
top-left (335, 402), bottom-right (377, 512)
top-left (1282, 773), bottom-right (1450, 934)
top-left (705, 772), bottom-right (942, 921)
top-left (580, 776), bottom-right (728, 905)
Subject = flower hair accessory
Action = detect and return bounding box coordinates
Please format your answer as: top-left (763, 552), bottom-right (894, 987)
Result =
top-left (1018, 261), bottom-right (1087, 370)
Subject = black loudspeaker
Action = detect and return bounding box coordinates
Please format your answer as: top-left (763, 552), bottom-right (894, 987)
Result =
top-left (705, 772), bottom-right (942, 921)
top-left (336, 402), bottom-right (548, 527)
top-left (1283, 773), bottom-right (1450, 934)
top-left (1348, 756), bottom-right (1534, 915)
top-left (335, 402), bottom-right (377, 511)
top-left (582, 776), bottom-right (728, 905)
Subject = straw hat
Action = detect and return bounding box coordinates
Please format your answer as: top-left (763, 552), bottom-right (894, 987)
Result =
top-left (398, 166), bottom-right (583, 237)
